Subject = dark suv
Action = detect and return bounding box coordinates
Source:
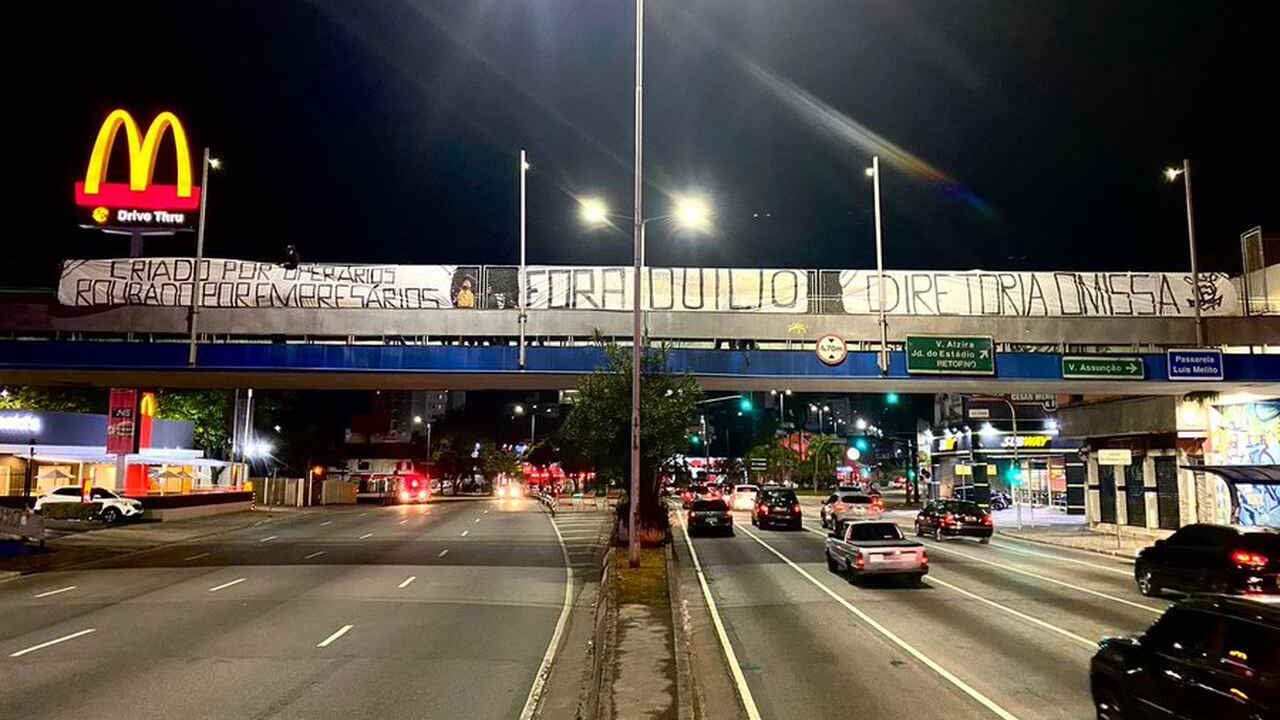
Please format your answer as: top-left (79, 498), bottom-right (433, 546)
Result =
top-left (1090, 595), bottom-right (1278, 719)
top-left (1135, 524), bottom-right (1279, 597)
top-left (752, 487), bottom-right (802, 530)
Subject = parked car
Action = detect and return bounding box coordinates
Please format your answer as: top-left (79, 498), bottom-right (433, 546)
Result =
top-left (686, 498), bottom-right (733, 536)
top-left (34, 486), bottom-right (143, 523)
top-left (1134, 523), bottom-right (1279, 597)
top-left (825, 520), bottom-right (928, 586)
top-left (914, 499), bottom-right (993, 542)
top-left (1090, 595), bottom-right (1278, 720)
top-left (821, 492), bottom-right (883, 527)
top-left (730, 484), bottom-right (759, 511)
top-left (752, 487), bottom-right (802, 530)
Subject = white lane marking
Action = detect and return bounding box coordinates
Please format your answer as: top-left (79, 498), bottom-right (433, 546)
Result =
top-left (925, 574), bottom-right (1096, 649)
top-left (33, 586), bottom-right (77, 598)
top-left (518, 508), bottom-right (575, 720)
top-left (475, 517), bottom-right (482, 523)
top-left (483, 509), bottom-right (489, 514)
top-left (987, 540), bottom-right (1134, 576)
top-left (320, 520), bottom-right (333, 526)
top-left (359, 512), bottom-right (367, 517)
top-left (8, 628), bottom-right (96, 658)
top-left (259, 535), bottom-right (278, 543)
top-left (398, 576), bottom-right (417, 589)
top-left (304, 551), bottom-right (326, 560)
top-left (398, 518), bottom-right (408, 525)
top-left (358, 532), bottom-right (373, 540)
top-left (743, 525), bottom-right (1020, 720)
top-left (316, 624), bottom-right (354, 648)
top-left (460, 530), bottom-right (470, 537)
top-left (184, 552), bottom-right (211, 561)
top-left (208, 578), bottom-right (246, 593)
top-left (920, 541), bottom-right (1162, 616)
top-left (680, 520), bottom-right (763, 720)
top-left (438, 549), bottom-right (450, 558)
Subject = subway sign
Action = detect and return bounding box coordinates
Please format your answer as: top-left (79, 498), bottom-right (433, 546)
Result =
top-left (73, 109), bottom-right (200, 231)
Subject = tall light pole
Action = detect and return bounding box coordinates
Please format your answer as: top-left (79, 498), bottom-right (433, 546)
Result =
top-left (866, 156), bottom-right (888, 373)
top-left (187, 148), bottom-right (219, 367)
top-left (518, 150), bottom-right (530, 368)
top-left (1164, 160), bottom-right (1205, 346)
top-left (771, 389), bottom-right (791, 425)
top-left (628, 0), bottom-right (646, 568)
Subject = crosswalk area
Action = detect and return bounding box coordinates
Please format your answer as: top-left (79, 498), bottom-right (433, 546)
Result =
top-left (550, 510), bottom-right (611, 574)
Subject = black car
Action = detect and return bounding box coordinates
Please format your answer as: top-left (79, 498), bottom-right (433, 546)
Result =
top-left (752, 488), bottom-right (802, 530)
top-left (914, 499), bottom-right (993, 542)
top-left (1135, 524), bottom-right (1279, 597)
top-left (686, 498), bottom-right (733, 536)
top-left (1090, 595), bottom-right (1278, 720)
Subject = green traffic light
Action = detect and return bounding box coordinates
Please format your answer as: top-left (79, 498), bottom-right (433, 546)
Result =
top-left (1004, 465), bottom-right (1023, 484)
top-left (690, 435), bottom-right (701, 445)
top-left (854, 437), bottom-right (870, 452)
top-left (885, 392), bottom-right (900, 405)
top-left (907, 469), bottom-right (916, 480)
top-left (739, 397), bottom-right (753, 412)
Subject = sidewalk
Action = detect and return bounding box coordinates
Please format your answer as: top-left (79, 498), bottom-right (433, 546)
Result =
top-left (996, 523), bottom-right (1152, 559)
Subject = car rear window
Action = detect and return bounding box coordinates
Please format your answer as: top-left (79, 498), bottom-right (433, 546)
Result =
top-left (692, 499), bottom-right (728, 511)
top-left (735, 486), bottom-right (758, 493)
top-left (846, 523), bottom-right (904, 541)
top-left (842, 494), bottom-right (871, 504)
top-left (690, 485), bottom-right (708, 493)
top-left (943, 501), bottom-right (983, 514)
top-left (1237, 531), bottom-right (1280, 553)
top-left (761, 490), bottom-right (797, 503)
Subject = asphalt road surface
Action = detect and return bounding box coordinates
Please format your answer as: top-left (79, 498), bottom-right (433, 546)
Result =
top-left (1, 499), bottom-right (577, 720)
top-left (682, 505), bottom-right (1166, 720)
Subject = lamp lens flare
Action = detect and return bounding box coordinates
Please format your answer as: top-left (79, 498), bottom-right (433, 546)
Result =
top-left (1163, 167), bottom-right (1182, 182)
top-left (579, 197), bottom-right (608, 225)
top-left (673, 196), bottom-right (711, 229)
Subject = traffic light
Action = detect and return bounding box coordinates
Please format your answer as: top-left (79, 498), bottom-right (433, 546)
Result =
top-left (854, 437), bottom-right (870, 452)
top-left (907, 469), bottom-right (916, 480)
top-left (738, 396), bottom-right (753, 412)
top-left (885, 392), bottom-right (900, 405)
top-left (1004, 464), bottom-right (1024, 485)
top-left (689, 434), bottom-right (702, 445)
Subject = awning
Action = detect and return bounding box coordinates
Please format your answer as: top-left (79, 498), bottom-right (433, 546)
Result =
top-left (1186, 465), bottom-right (1280, 485)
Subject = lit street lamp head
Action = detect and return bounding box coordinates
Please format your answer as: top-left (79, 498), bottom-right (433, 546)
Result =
top-left (578, 197), bottom-right (609, 225)
top-left (673, 195), bottom-right (711, 230)
top-left (864, 166), bottom-right (875, 177)
top-left (513, 404), bottom-right (525, 416)
top-left (208, 157), bottom-right (223, 171)
top-left (1163, 166), bottom-right (1184, 182)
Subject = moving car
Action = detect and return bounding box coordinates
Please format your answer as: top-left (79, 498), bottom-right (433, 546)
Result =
top-left (1134, 523), bottom-right (1279, 597)
top-left (681, 483), bottom-right (711, 509)
top-left (686, 498), bottom-right (733, 536)
top-left (825, 520), bottom-right (928, 586)
top-left (730, 484), bottom-right (759, 511)
top-left (914, 499), bottom-right (992, 542)
top-left (752, 487), bottom-right (802, 530)
top-left (34, 486), bottom-right (143, 523)
top-left (821, 492), bottom-right (884, 527)
top-left (493, 482), bottom-right (522, 500)
top-left (1090, 595), bottom-right (1278, 720)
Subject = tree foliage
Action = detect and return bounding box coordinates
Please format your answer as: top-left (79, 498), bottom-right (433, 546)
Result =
top-left (0, 387), bottom-right (104, 414)
top-left (480, 444), bottom-right (521, 479)
top-left (745, 438), bottom-right (801, 484)
top-left (559, 340), bottom-right (701, 525)
top-left (153, 389), bottom-right (230, 455)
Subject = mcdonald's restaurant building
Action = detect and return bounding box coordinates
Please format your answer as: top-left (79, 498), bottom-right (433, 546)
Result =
top-left (0, 409), bottom-right (239, 509)
top-left (1057, 393), bottom-right (1280, 538)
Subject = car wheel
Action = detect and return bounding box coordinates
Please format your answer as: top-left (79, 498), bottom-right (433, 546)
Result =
top-left (979, 536), bottom-right (990, 544)
top-left (826, 552), bottom-right (839, 573)
top-left (933, 526), bottom-right (942, 542)
top-left (1135, 566), bottom-right (1160, 597)
top-left (101, 507), bottom-right (121, 524)
top-left (914, 520), bottom-right (923, 537)
top-left (1093, 682), bottom-right (1127, 720)
top-left (908, 574), bottom-right (925, 588)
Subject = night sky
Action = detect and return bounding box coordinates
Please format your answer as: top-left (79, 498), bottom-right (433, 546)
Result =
top-left (12, 0), bottom-right (1276, 285)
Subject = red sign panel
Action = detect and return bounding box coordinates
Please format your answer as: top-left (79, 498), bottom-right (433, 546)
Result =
top-left (106, 388), bottom-right (139, 455)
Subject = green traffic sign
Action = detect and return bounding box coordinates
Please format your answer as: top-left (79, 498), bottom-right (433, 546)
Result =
top-left (905, 335), bottom-right (995, 375)
top-left (1061, 356), bottom-right (1144, 380)
top-left (749, 458), bottom-right (768, 471)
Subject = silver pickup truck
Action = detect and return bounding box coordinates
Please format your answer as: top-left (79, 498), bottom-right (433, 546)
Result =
top-left (824, 520), bottom-right (928, 586)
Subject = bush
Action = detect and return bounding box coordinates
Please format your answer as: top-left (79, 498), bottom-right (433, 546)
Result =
top-left (39, 502), bottom-right (103, 521)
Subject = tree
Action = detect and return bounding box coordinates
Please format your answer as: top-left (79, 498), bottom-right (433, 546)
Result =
top-left (480, 444), bottom-right (521, 480)
top-left (806, 434), bottom-right (846, 491)
top-left (154, 390), bottom-right (230, 456)
top-left (745, 438), bottom-right (801, 485)
top-left (0, 387), bottom-right (104, 414)
top-left (560, 340), bottom-right (701, 541)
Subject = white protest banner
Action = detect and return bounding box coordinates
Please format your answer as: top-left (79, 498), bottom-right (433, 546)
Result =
top-left (838, 269), bottom-right (1239, 317)
top-left (524, 266), bottom-right (808, 312)
top-left (58, 258), bottom-right (469, 310)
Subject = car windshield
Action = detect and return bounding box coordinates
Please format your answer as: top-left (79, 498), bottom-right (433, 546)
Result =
top-left (692, 499), bottom-right (728, 511)
top-left (942, 501), bottom-right (983, 515)
top-left (846, 523), bottom-right (904, 541)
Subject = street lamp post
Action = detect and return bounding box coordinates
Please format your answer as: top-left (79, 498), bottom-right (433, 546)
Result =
top-left (993, 398), bottom-right (1023, 529)
top-left (519, 150), bottom-right (530, 368)
top-left (187, 148), bottom-right (218, 367)
top-left (1164, 159), bottom-right (1205, 346)
top-left (866, 156), bottom-right (889, 373)
top-left (771, 389), bottom-right (791, 426)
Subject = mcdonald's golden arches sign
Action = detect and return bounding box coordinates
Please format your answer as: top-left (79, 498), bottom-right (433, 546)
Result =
top-left (73, 109), bottom-right (200, 231)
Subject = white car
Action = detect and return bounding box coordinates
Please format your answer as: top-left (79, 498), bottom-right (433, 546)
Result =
top-left (730, 484), bottom-right (759, 511)
top-left (35, 486), bottom-right (143, 523)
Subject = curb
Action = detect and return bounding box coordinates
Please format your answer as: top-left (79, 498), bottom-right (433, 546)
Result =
top-left (666, 539), bottom-right (695, 720)
top-left (996, 530), bottom-right (1139, 560)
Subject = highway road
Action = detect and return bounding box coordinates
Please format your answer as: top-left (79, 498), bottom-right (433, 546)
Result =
top-left (682, 505), bottom-right (1167, 720)
top-left (0, 499), bottom-right (597, 720)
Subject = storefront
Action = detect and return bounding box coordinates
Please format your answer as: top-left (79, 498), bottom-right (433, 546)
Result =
top-left (0, 409), bottom-right (237, 503)
top-left (926, 426), bottom-right (1082, 511)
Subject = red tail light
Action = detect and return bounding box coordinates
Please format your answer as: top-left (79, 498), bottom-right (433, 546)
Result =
top-left (853, 552), bottom-right (865, 570)
top-left (758, 505), bottom-right (769, 515)
top-left (834, 502), bottom-right (847, 513)
top-left (920, 550), bottom-right (929, 566)
top-left (1231, 549), bottom-right (1268, 567)
top-left (688, 511), bottom-right (696, 523)
top-left (871, 497), bottom-right (884, 509)
top-left (981, 515), bottom-right (993, 526)
top-left (791, 503), bottom-right (801, 515)
top-left (940, 512), bottom-right (955, 527)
